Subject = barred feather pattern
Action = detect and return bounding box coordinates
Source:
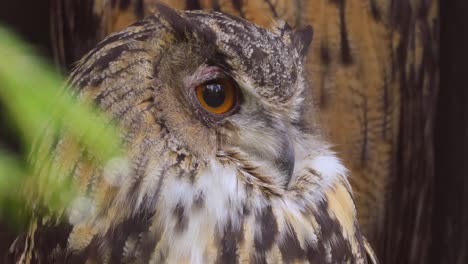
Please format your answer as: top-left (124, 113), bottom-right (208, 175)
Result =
top-left (50, 1), bottom-right (438, 257)
top-left (10, 8), bottom-right (377, 263)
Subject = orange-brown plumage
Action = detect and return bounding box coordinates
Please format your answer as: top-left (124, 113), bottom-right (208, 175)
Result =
top-left (10, 5), bottom-right (378, 263)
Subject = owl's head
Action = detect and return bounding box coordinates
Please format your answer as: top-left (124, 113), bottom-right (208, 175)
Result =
top-left (69, 4), bottom-right (329, 223)
top-left (153, 5), bottom-right (312, 187)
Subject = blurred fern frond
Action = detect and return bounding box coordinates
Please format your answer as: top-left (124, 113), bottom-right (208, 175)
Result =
top-left (0, 26), bottom-right (122, 227)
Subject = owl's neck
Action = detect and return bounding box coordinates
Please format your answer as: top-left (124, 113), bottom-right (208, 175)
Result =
top-left (61, 138), bottom-right (362, 263)
top-left (149, 146), bottom-right (355, 263)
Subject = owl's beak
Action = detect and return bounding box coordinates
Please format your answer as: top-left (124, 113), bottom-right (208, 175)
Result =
top-left (275, 132), bottom-right (295, 186)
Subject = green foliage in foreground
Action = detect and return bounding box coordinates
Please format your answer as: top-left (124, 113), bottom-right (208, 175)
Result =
top-left (0, 26), bottom-right (122, 228)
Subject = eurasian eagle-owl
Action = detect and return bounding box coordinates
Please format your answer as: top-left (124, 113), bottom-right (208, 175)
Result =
top-left (9, 5), bottom-right (377, 264)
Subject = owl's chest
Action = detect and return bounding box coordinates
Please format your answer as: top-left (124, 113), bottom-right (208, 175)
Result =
top-left (105, 162), bottom-right (367, 263)
top-left (19, 161), bottom-right (366, 263)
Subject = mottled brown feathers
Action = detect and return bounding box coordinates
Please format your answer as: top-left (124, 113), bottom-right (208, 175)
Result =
top-left (10, 4), bottom-right (382, 264)
top-left (48, 1), bottom-right (398, 249)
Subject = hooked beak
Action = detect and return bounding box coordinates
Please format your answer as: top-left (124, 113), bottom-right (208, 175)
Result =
top-left (275, 132), bottom-right (295, 186)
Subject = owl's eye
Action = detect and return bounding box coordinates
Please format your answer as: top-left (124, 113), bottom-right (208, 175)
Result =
top-left (195, 78), bottom-right (238, 114)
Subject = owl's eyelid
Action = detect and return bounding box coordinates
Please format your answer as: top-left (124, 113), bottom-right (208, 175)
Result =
top-left (183, 66), bottom-right (222, 96)
top-left (192, 66), bottom-right (231, 87)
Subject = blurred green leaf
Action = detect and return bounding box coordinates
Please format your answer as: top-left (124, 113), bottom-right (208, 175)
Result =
top-left (0, 151), bottom-right (29, 228)
top-left (0, 26), bottom-right (123, 224)
top-left (0, 26), bottom-right (122, 161)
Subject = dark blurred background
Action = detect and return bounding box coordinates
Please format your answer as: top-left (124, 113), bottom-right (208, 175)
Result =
top-left (433, 0), bottom-right (468, 262)
top-left (0, 0), bottom-right (467, 263)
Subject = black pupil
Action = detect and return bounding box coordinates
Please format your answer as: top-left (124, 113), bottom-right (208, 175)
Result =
top-left (202, 83), bottom-right (226, 108)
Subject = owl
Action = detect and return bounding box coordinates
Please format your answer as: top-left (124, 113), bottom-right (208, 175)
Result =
top-left (9, 5), bottom-right (377, 264)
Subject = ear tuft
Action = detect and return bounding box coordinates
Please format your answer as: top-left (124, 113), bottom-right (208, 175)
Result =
top-left (156, 3), bottom-right (190, 40)
top-left (156, 3), bottom-right (217, 44)
top-left (292, 25), bottom-right (313, 58)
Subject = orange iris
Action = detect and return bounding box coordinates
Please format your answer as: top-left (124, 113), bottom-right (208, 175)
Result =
top-left (195, 78), bottom-right (237, 114)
